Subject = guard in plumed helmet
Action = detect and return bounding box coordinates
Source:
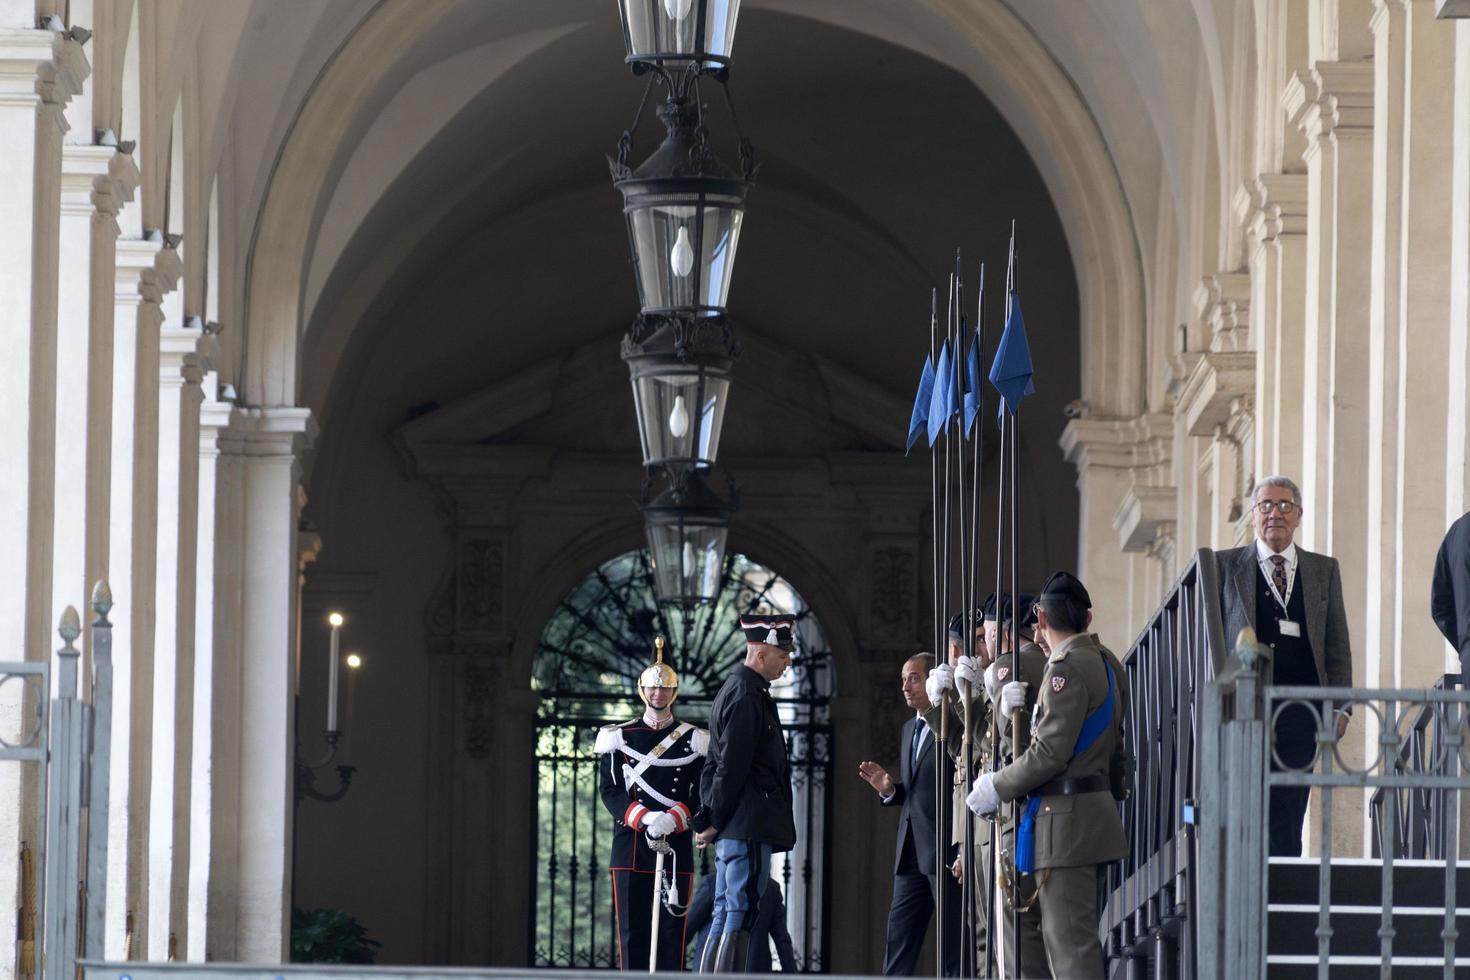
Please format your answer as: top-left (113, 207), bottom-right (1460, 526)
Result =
top-left (597, 637), bottom-right (708, 971)
top-left (691, 614), bottom-right (797, 973)
top-left (963, 572), bottom-right (1131, 979)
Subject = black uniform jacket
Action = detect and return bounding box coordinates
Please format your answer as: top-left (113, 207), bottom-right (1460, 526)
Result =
top-left (597, 716), bottom-right (707, 871)
top-left (1433, 511), bottom-right (1470, 673)
top-left (881, 715), bottom-right (944, 875)
top-left (693, 665), bottom-right (796, 851)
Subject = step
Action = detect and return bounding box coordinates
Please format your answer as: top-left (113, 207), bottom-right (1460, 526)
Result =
top-left (1266, 904), bottom-right (1466, 957)
top-left (1268, 857), bottom-right (1470, 907)
top-left (1264, 954), bottom-right (1470, 979)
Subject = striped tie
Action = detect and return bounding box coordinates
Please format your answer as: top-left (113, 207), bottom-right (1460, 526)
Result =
top-left (1270, 554), bottom-right (1288, 602)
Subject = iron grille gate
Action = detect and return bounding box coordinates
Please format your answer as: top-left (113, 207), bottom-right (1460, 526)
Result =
top-left (531, 550), bottom-right (833, 971)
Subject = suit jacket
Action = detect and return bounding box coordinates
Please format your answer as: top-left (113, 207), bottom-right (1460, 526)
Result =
top-left (1216, 544), bottom-right (1353, 689)
top-left (1432, 512), bottom-right (1470, 672)
top-left (881, 715), bottom-right (944, 875)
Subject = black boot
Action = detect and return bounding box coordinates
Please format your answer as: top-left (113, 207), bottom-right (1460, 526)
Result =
top-left (714, 929), bottom-right (751, 973)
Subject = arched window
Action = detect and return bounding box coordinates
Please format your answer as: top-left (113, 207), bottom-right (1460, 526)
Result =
top-left (532, 549), bottom-right (833, 970)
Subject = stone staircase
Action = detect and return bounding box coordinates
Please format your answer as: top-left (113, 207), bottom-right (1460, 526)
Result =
top-left (1267, 857), bottom-right (1470, 977)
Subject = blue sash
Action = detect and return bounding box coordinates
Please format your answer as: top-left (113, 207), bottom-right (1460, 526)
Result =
top-left (1016, 656), bottom-right (1116, 875)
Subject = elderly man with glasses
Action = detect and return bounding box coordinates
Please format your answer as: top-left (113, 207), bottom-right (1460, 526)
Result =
top-left (1217, 475), bottom-right (1354, 856)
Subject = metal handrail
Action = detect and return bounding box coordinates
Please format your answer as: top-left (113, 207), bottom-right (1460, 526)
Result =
top-left (1101, 548), bottom-right (1227, 977)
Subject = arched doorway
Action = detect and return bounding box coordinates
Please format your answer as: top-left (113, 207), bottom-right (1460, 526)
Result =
top-left (531, 549), bottom-right (833, 970)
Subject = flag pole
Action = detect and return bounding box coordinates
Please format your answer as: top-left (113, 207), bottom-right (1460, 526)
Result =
top-left (928, 285), bottom-right (949, 980)
top-left (951, 253), bottom-right (975, 980)
top-left (1005, 223), bottom-right (1023, 980)
top-left (969, 261), bottom-right (986, 980)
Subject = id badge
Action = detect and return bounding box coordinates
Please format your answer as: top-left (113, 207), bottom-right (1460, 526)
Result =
top-left (1278, 619), bottom-right (1301, 638)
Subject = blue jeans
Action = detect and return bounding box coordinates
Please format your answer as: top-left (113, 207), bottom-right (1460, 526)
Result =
top-left (708, 838), bottom-right (772, 940)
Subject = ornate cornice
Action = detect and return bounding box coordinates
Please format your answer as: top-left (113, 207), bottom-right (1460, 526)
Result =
top-left (1175, 351), bottom-right (1256, 438)
top-left (1114, 484), bottom-right (1178, 555)
top-left (1193, 272), bottom-right (1251, 353)
top-left (1284, 62), bottom-right (1374, 151)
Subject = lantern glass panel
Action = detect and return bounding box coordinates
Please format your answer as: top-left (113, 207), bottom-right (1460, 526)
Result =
top-left (620, 0), bottom-right (741, 68)
top-left (646, 521), bottom-right (728, 604)
top-left (631, 369), bottom-right (729, 467)
top-left (628, 199), bottom-right (744, 315)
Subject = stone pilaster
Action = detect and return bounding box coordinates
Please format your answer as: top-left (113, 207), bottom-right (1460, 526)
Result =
top-left (1238, 173), bottom-right (1309, 482)
top-left (1060, 413), bottom-right (1172, 649)
top-left (1450, 17), bottom-right (1470, 520)
top-left (103, 239), bottom-right (178, 958)
top-left (0, 24), bottom-right (85, 975)
top-left (234, 406), bottom-right (315, 962)
top-left (147, 322), bottom-right (214, 958)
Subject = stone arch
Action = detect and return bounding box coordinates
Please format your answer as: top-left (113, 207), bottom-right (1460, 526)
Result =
top-left (242, 0), bottom-right (1151, 416)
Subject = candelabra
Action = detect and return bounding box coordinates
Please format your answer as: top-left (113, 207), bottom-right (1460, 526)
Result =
top-left (295, 611), bottom-right (362, 804)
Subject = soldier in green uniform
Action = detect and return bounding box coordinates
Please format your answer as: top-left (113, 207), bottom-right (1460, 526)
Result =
top-left (965, 573), bottom-right (1130, 980)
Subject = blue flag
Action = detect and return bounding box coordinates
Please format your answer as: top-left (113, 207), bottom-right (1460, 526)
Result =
top-left (905, 354), bottom-right (935, 455)
top-left (988, 292), bottom-right (1035, 423)
top-left (962, 337), bottom-right (982, 437)
top-left (927, 341), bottom-right (954, 446)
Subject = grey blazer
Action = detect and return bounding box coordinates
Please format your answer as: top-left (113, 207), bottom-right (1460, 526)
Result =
top-left (1216, 544), bottom-right (1353, 689)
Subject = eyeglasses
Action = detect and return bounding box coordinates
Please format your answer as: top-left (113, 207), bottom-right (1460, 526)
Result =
top-left (1254, 500), bottom-right (1299, 515)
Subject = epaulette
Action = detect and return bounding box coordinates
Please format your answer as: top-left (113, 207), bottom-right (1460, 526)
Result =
top-left (691, 727), bottom-right (710, 757)
top-left (594, 724), bottom-right (625, 754)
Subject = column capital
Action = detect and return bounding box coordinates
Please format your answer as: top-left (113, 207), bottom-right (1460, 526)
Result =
top-left (1285, 62), bottom-right (1374, 148)
top-left (1114, 484), bottom-right (1178, 555)
top-left (1193, 272), bottom-right (1252, 352)
top-left (159, 324), bottom-right (219, 386)
top-left (1060, 413), bottom-right (1172, 475)
top-left (1241, 173), bottom-right (1309, 241)
top-left (0, 30), bottom-right (85, 108)
top-left (1175, 351), bottom-right (1257, 438)
top-left (59, 143), bottom-right (116, 213)
top-left (233, 407), bottom-right (317, 460)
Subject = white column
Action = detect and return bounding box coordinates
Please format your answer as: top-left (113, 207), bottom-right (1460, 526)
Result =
top-left (0, 27), bottom-right (82, 976)
top-left (188, 390), bottom-right (242, 961)
top-left (104, 238), bottom-right (178, 958)
top-left (1450, 21), bottom-right (1470, 527)
top-left (147, 322), bottom-right (212, 958)
top-left (51, 142), bottom-right (130, 688)
top-left (235, 407), bottom-right (315, 962)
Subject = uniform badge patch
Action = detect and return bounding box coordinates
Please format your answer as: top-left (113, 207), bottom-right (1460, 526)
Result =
top-left (997, 666), bottom-right (1010, 682)
top-left (1051, 675), bottom-right (1067, 693)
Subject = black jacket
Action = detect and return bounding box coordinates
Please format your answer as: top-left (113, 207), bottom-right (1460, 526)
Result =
top-left (693, 665), bottom-right (796, 851)
top-left (686, 874), bottom-right (798, 972)
top-left (881, 716), bottom-right (944, 876)
top-left (1433, 511), bottom-right (1470, 674)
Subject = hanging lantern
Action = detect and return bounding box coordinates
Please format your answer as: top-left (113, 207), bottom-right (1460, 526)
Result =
top-left (616, 0), bottom-right (742, 75)
top-left (622, 316), bottom-right (737, 469)
top-left (642, 469), bottom-right (736, 606)
top-left (611, 97), bottom-right (753, 321)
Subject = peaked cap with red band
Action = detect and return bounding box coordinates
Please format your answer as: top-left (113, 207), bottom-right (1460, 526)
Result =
top-left (739, 614), bottom-right (797, 651)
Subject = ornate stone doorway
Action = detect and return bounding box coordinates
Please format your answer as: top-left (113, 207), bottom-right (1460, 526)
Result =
top-left (530, 548), bottom-right (833, 970)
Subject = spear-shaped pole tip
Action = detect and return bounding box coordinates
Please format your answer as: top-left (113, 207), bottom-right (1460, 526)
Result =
top-left (58, 606), bottom-right (82, 644)
top-left (91, 579), bottom-right (113, 616)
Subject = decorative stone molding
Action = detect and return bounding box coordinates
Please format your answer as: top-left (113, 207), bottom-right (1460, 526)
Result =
top-left (1059, 414), bottom-right (1173, 482)
top-left (1114, 485), bottom-right (1178, 555)
top-left (1284, 62), bottom-right (1374, 147)
top-left (1241, 173), bottom-right (1309, 243)
top-left (1436, 0), bottom-right (1469, 18)
top-left (1174, 351), bottom-right (1257, 438)
top-left (1194, 273), bottom-right (1251, 353)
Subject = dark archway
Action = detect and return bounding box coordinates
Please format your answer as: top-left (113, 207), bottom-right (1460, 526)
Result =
top-left (531, 549), bottom-right (833, 970)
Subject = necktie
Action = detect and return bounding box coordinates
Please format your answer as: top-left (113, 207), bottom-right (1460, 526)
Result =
top-left (1270, 554), bottom-right (1289, 603)
top-left (911, 720), bottom-right (926, 770)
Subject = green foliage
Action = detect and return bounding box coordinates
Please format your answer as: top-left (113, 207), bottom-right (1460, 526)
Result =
top-left (290, 907), bottom-right (382, 964)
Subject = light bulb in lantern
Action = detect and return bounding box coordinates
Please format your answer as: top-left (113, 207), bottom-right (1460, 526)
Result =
top-left (346, 653), bottom-right (362, 669)
top-left (328, 612), bottom-right (344, 627)
top-left (669, 395), bottom-right (690, 438)
top-left (670, 226), bottom-right (695, 278)
top-left (664, 0), bottom-right (694, 20)
top-left (682, 540), bottom-right (696, 577)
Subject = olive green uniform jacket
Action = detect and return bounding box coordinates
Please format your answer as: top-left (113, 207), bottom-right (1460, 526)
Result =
top-left (991, 632), bottom-right (1129, 870)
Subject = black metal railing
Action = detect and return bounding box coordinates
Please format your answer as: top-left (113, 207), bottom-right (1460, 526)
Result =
top-left (1102, 548), bottom-right (1227, 979)
top-left (1369, 673), bottom-right (1466, 861)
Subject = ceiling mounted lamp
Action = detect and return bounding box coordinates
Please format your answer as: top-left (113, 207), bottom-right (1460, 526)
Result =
top-left (610, 94), bottom-right (755, 322)
top-left (642, 468), bottom-right (737, 607)
top-left (622, 315), bottom-right (738, 470)
top-left (616, 0), bottom-right (742, 77)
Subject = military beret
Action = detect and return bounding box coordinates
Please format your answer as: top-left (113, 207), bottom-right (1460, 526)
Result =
top-left (739, 614), bottom-right (797, 651)
top-left (982, 592), bottom-right (1038, 629)
top-left (946, 608), bottom-right (981, 640)
top-left (1038, 571), bottom-right (1091, 608)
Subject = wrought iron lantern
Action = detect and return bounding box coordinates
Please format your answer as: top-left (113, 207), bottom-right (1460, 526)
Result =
top-left (616, 0), bottom-right (742, 76)
top-left (622, 315), bottom-right (737, 469)
top-left (642, 468), bottom-right (737, 606)
top-left (611, 95), bottom-right (753, 321)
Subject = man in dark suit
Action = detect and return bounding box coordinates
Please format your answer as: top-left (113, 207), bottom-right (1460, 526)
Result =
top-left (858, 653), bottom-right (961, 976)
top-left (1217, 475), bottom-right (1353, 856)
top-left (687, 875), bottom-right (798, 972)
top-left (1432, 511), bottom-right (1470, 675)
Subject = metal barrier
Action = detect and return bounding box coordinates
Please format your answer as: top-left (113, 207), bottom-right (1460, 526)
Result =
top-left (1102, 548), bottom-right (1226, 978)
top-left (2, 583), bottom-right (114, 980)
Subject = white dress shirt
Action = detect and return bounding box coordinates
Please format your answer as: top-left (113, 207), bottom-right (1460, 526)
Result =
top-left (1255, 538), bottom-right (1299, 610)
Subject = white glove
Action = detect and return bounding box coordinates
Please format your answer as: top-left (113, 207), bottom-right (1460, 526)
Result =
top-left (966, 771), bottom-right (1000, 817)
top-left (926, 664), bottom-right (954, 704)
top-left (953, 656), bottom-right (981, 699)
top-left (997, 681), bottom-right (1028, 721)
top-left (983, 661), bottom-right (1000, 701)
top-left (642, 810), bottom-right (677, 838)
